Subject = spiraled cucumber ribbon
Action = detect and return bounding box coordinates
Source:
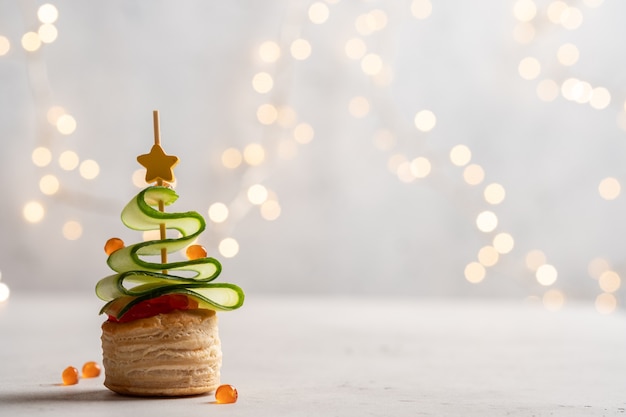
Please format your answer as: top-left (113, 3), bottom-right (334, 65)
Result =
top-left (96, 186), bottom-right (244, 318)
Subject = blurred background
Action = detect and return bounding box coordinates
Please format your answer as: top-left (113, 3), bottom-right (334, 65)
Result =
top-left (0, 0), bottom-right (625, 313)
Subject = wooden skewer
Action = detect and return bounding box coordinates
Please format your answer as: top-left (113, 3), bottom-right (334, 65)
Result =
top-left (153, 110), bottom-right (168, 270)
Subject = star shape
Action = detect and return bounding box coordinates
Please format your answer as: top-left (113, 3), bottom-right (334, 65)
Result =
top-left (137, 144), bottom-right (180, 184)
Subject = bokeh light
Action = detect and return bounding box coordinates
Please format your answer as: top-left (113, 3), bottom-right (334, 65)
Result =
top-left (37, 3), bottom-right (59, 24)
top-left (208, 202), bottom-right (229, 223)
top-left (478, 245), bottom-right (499, 267)
top-left (409, 157), bottom-right (431, 178)
top-left (349, 96), bottom-right (370, 118)
top-left (257, 103), bottom-right (278, 125)
top-left (518, 57), bottom-right (541, 80)
top-left (493, 232), bottom-right (514, 254)
top-left (0, 282), bottom-right (9, 303)
top-left (39, 174), bottom-right (60, 195)
top-left (59, 150), bottom-right (79, 170)
top-left (557, 43), bottom-right (579, 66)
top-left (21, 32), bottom-right (41, 52)
top-left (411, 0), bottom-right (433, 19)
top-left (525, 249), bottom-right (546, 271)
top-left (294, 123), bottom-right (314, 144)
top-left (23, 201), bottom-right (45, 223)
top-left (598, 270), bottom-right (621, 293)
top-left (543, 289), bottom-right (565, 311)
top-left (513, 0), bottom-right (537, 22)
top-left (243, 143), bottom-right (265, 166)
top-left (219, 237), bottom-right (240, 258)
top-left (32, 147), bottom-right (52, 167)
top-left (221, 148), bottom-right (243, 169)
top-left (463, 164), bottom-right (485, 186)
top-left (361, 53), bottom-right (383, 76)
top-left (464, 262), bottom-right (486, 283)
top-left (0, 36), bottom-right (10, 56)
top-left (536, 264), bottom-right (558, 286)
top-left (598, 177), bottom-right (620, 200)
top-left (259, 41), bottom-right (281, 63)
top-left (536, 79), bottom-right (559, 102)
top-left (484, 183), bottom-right (506, 204)
top-left (56, 114), bottom-right (77, 135)
top-left (450, 144), bottom-right (471, 166)
top-left (308, 2), bottom-right (329, 24)
top-left (79, 159), bottom-right (100, 180)
top-left (38, 24), bottom-right (58, 43)
top-left (260, 199), bottom-right (281, 221)
top-left (595, 292), bottom-right (617, 314)
top-left (290, 38), bottom-right (311, 60)
top-left (62, 220), bottom-right (83, 240)
top-left (345, 37), bottom-right (366, 60)
top-left (252, 72), bottom-right (274, 94)
top-left (476, 211), bottom-right (498, 233)
top-left (247, 184), bottom-right (268, 205)
top-left (414, 110), bottom-right (436, 132)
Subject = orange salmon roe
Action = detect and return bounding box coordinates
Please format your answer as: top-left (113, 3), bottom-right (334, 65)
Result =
top-left (62, 366), bottom-right (79, 385)
top-left (186, 244), bottom-right (207, 260)
top-left (82, 361), bottom-right (101, 378)
top-left (215, 384), bottom-right (238, 404)
top-left (104, 238), bottom-right (125, 255)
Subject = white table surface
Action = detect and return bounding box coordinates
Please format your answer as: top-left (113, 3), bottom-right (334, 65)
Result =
top-left (0, 292), bottom-right (624, 416)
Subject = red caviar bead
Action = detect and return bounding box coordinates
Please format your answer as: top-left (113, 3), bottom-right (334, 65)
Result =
top-left (82, 361), bottom-right (101, 378)
top-left (62, 366), bottom-right (79, 385)
top-left (104, 238), bottom-right (125, 255)
top-left (215, 384), bottom-right (238, 404)
top-left (186, 244), bottom-right (207, 260)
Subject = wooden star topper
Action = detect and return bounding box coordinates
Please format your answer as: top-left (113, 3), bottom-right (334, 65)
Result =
top-left (137, 111), bottom-right (179, 185)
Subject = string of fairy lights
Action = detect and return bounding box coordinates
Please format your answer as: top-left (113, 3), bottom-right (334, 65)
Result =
top-left (0, 0), bottom-right (621, 314)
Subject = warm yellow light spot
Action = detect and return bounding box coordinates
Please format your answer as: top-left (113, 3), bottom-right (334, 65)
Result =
top-left (277, 105), bottom-right (297, 128)
top-left (361, 53), bottom-right (383, 76)
top-left (396, 162), bottom-right (415, 183)
top-left (32, 147), bottom-right (52, 167)
top-left (290, 38), bottom-right (311, 60)
top-left (536, 264), bottom-right (557, 286)
top-left (484, 183), bottom-right (505, 205)
top-left (39, 174), bottom-right (59, 195)
top-left (409, 157), bottom-right (431, 178)
top-left (59, 150), bottom-right (79, 170)
top-left (62, 220), bottom-right (83, 240)
top-left (132, 168), bottom-right (147, 187)
top-left (513, 0), bottom-right (537, 22)
top-left (387, 154), bottom-right (407, 174)
top-left (476, 211), bottom-right (498, 233)
top-left (222, 148), bottom-right (242, 169)
top-left (0, 36), bottom-right (10, 56)
top-left (560, 7), bottom-right (583, 30)
top-left (588, 257), bottom-right (610, 280)
top-left (21, 32), bottom-right (41, 52)
top-left (414, 110), bottom-right (436, 132)
top-left (38, 3), bottom-right (58, 23)
top-left (259, 41), bottom-right (281, 63)
top-left (525, 250), bottom-right (546, 271)
top-left (23, 201), bottom-right (45, 223)
top-left (595, 293), bottom-right (617, 314)
top-left (463, 164), bottom-right (484, 186)
top-left (252, 72), bottom-right (273, 94)
top-left (261, 199), bottom-right (281, 221)
top-left (536, 79), bottom-right (560, 102)
top-left (518, 57), bottom-right (541, 80)
top-left (349, 96), bottom-right (370, 118)
top-left (478, 246), bottom-right (499, 267)
top-left (561, 78), bottom-right (592, 103)
top-left (294, 123), bottom-right (314, 144)
top-left (354, 14), bottom-right (374, 36)
top-left (208, 202), bottom-right (229, 223)
top-left (345, 37), bottom-right (366, 60)
top-left (373, 129), bottom-right (395, 151)
top-left (599, 271), bottom-right (621, 293)
top-left (411, 0), bottom-right (432, 19)
top-left (465, 262), bottom-right (486, 284)
top-left (368, 9), bottom-right (388, 31)
top-left (493, 232), bottom-right (514, 254)
top-left (547, 1), bottom-right (568, 24)
top-left (79, 159), bottom-right (100, 179)
top-left (256, 103), bottom-right (278, 125)
top-left (513, 22), bottom-right (535, 44)
top-left (247, 184), bottom-right (268, 205)
top-left (38, 24), bottom-right (58, 43)
top-left (219, 238), bottom-right (239, 258)
top-left (450, 144), bottom-right (471, 166)
top-left (589, 87), bottom-right (611, 110)
top-left (243, 143), bottom-right (265, 166)
top-left (46, 106), bottom-right (65, 124)
top-left (543, 289), bottom-right (565, 311)
top-left (0, 282), bottom-right (10, 303)
top-left (557, 43), bottom-right (579, 66)
top-left (308, 2), bottom-right (329, 24)
top-left (56, 114), bottom-right (77, 135)
top-left (598, 177), bottom-right (620, 200)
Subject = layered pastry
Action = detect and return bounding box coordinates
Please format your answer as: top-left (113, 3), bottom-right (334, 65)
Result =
top-left (95, 114), bottom-right (244, 396)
